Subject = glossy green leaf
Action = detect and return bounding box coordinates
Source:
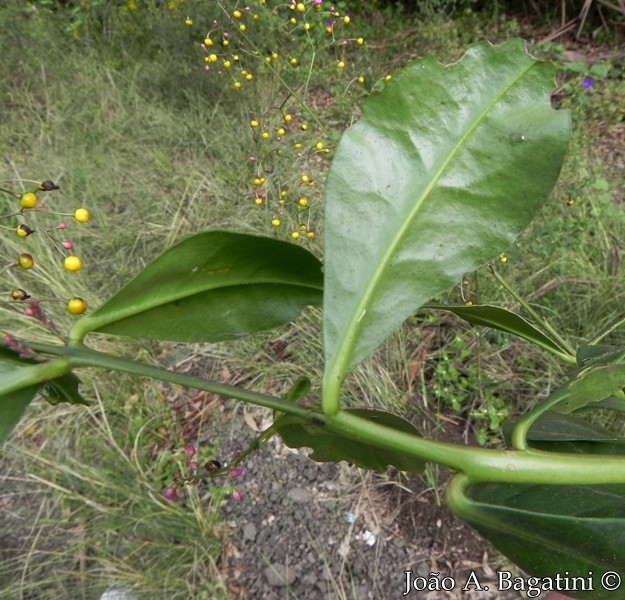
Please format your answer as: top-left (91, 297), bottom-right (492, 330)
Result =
top-left (447, 475), bottom-right (625, 599)
top-left (425, 303), bottom-right (568, 357)
top-left (274, 408), bottom-right (426, 473)
top-left (322, 40), bottom-right (571, 409)
top-left (73, 232), bottom-right (323, 342)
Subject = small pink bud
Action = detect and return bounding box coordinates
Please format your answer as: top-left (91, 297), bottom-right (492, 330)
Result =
top-left (63, 241), bottom-right (73, 250)
top-left (57, 223), bottom-right (67, 230)
top-left (185, 445), bottom-right (196, 456)
top-left (230, 466), bottom-right (245, 478)
top-left (174, 471), bottom-right (182, 479)
top-left (188, 461), bottom-right (199, 470)
top-left (163, 486), bottom-right (177, 500)
top-left (200, 43), bottom-right (206, 49)
top-left (204, 65), bottom-right (210, 72)
top-left (24, 308), bottom-right (35, 317)
top-left (231, 490), bottom-right (242, 501)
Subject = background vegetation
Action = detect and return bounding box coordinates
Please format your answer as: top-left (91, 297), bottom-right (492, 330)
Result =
top-left (1, 0), bottom-right (624, 597)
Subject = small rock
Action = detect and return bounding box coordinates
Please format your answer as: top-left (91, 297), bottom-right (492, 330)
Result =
top-left (287, 487), bottom-right (312, 503)
top-left (264, 562), bottom-right (297, 587)
top-left (242, 522), bottom-right (257, 542)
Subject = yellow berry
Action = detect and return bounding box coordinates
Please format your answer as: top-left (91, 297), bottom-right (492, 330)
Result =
top-left (271, 52), bottom-right (278, 60)
top-left (296, 2), bottom-right (305, 11)
top-left (250, 120), bottom-right (260, 128)
top-left (357, 37), bottom-right (364, 45)
top-left (315, 142), bottom-right (323, 151)
top-left (357, 76), bottom-right (365, 84)
top-left (299, 224), bottom-right (308, 231)
top-left (290, 57), bottom-right (298, 66)
top-left (300, 123), bottom-right (308, 131)
top-left (306, 231), bottom-right (315, 239)
top-left (277, 128), bottom-right (286, 136)
top-left (385, 75), bottom-right (392, 81)
top-left (246, 73), bottom-right (253, 81)
top-left (234, 82), bottom-right (242, 89)
top-left (294, 143), bottom-right (302, 149)
top-left (254, 197), bottom-right (264, 205)
top-left (19, 192), bottom-right (37, 209)
top-left (204, 38), bottom-right (213, 46)
top-left (280, 190), bottom-right (288, 198)
top-left (343, 16), bottom-right (350, 24)
top-left (289, 17), bottom-right (297, 25)
top-left (290, 231), bottom-right (300, 240)
top-left (337, 61), bottom-right (345, 69)
top-left (233, 9), bottom-right (242, 18)
top-left (271, 219), bottom-right (281, 227)
top-left (265, 56), bottom-right (272, 63)
top-left (208, 53), bottom-right (218, 63)
top-left (64, 256), bottom-right (82, 272)
top-left (499, 254), bottom-right (508, 264)
top-left (239, 24), bottom-right (246, 31)
top-left (222, 39), bottom-right (229, 46)
top-left (298, 197), bottom-right (308, 207)
top-left (261, 132), bottom-right (269, 139)
top-left (74, 208), bottom-right (90, 223)
top-left (223, 60), bottom-right (231, 68)
top-left (67, 297), bottom-right (88, 315)
top-left (185, 17), bottom-right (193, 25)
top-left (304, 22), bottom-right (311, 30)
top-left (253, 177), bottom-right (262, 186)
top-left (300, 175), bottom-right (309, 183)
top-left (283, 114), bottom-right (292, 123)
top-left (17, 253), bottom-right (34, 269)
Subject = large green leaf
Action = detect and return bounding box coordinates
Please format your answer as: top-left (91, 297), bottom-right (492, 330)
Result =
top-left (425, 303), bottom-right (569, 357)
top-left (72, 232), bottom-right (323, 342)
top-left (275, 408), bottom-right (426, 473)
top-left (322, 40), bottom-right (570, 410)
top-left (447, 475), bottom-right (625, 599)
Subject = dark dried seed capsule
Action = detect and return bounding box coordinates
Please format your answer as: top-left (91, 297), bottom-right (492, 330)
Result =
top-left (11, 288), bottom-right (31, 301)
top-left (38, 180), bottom-right (60, 191)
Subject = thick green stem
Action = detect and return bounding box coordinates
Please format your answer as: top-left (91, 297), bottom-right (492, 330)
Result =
top-left (16, 342), bottom-right (625, 486)
top-left (53, 344), bottom-right (317, 421)
top-left (326, 410), bottom-right (625, 485)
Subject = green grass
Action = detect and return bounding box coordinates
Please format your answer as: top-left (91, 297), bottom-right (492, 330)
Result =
top-left (2, 0), bottom-right (625, 597)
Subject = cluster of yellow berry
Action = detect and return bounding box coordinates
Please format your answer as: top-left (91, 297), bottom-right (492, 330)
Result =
top-left (186, 0), bottom-right (368, 239)
top-left (1, 179), bottom-right (90, 326)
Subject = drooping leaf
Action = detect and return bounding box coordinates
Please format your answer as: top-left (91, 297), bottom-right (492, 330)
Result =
top-left (274, 408), bottom-right (426, 473)
top-left (447, 474), bottom-right (625, 599)
top-left (72, 232), bottom-right (323, 342)
top-left (576, 344), bottom-right (625, 368)
top-left (556, 364), bottom-right (625, 414)
top-left (0, 347), bottom-right (86, 446)
top-left (504, 411), bottom-right (625, 455)
top-left (525, 410), bottom-right (620, 442)
top-left (322, 40), bottom-right (571, 408)
top-left (425, 304), bottom-right (569, 357)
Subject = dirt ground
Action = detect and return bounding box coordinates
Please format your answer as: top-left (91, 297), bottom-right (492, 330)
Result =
top-left (191, 398), bottom-right (524, 600)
